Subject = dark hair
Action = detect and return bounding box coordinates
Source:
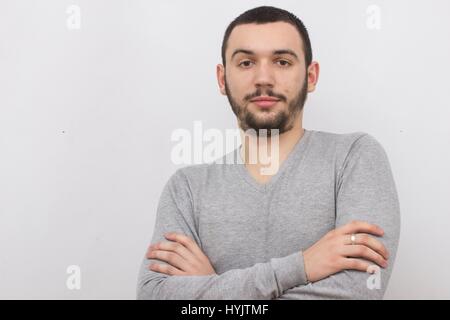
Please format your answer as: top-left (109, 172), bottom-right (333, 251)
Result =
top-left (221, 6), bottom-right (312, 67)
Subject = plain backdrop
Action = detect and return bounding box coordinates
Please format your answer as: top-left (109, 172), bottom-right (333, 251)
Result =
top-left (1, 0), bottom-right (449, 299)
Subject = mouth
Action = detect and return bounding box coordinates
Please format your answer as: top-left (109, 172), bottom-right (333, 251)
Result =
top-left (249, 96), bottom-right (281, 109)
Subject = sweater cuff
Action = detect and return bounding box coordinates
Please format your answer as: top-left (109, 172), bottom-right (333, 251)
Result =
top-left (270, 251), bottom-right (309, 293)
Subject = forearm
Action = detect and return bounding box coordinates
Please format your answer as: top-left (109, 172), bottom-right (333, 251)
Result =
top-left (137, 251), bottom-right (308, 300)
top-left (276, 260), bottom-right (395, 300)
top-left (276, 210), bottom-right (400, 299)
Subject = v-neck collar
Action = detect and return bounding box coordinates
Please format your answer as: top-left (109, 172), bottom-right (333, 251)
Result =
top-left (233, 128), bottom-right (313, 193)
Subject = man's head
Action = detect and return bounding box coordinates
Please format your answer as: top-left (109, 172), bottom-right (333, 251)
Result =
top-left (217, 6), bottom-right (319, 135)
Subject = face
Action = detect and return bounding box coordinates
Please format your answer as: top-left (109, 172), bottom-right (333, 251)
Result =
top-left (217, 22), bottom-right (318, 135)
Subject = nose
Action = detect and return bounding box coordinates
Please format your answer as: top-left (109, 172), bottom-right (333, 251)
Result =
top-left (253, 60), bottom-right (275, 89)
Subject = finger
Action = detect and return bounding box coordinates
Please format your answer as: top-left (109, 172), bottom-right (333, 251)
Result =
top-left (164, 233), bottom-right (205, 259)
top-left (343, 233), bottom-right (389, 260)
top-left (337, 220), bottom-right (384, 237)
top-left (342, 258), bottom-right (372, 273)
top-left (148, 241), bottom-right (198, 263)
top-left (342, 245), bottom-right (388, 268)
top-left (149, 262), bottom-right (186, 276)
top-left (148, 249), bottom-right (191, 271)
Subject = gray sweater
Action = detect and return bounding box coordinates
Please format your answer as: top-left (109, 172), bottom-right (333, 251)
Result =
top-left (137, 129), bottom-right (401, 299)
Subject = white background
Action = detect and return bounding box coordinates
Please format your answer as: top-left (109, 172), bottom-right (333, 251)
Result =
top-left (1, 0), bottom-right (449, 299)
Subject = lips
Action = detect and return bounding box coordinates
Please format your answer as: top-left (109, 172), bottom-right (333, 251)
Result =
top-left (250, 96), bottom-right (280, 108)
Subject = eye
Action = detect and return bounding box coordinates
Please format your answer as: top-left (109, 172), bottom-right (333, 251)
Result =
top-left (238, 60), bottom-right (254, 68)
top-left (276, 59), bottom-right (291, 67)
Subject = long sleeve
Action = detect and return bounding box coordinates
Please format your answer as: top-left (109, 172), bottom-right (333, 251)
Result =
top-left (277, 134), bottom-right (401, 299)
top-left (136, 169), bottom-right (309, 300)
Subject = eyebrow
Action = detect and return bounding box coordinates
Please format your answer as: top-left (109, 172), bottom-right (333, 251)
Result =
top-left (231, 48), bottom-right (299, 61)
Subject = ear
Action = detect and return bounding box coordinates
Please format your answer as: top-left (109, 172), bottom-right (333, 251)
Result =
top-left (306, 61), bottom-right (320, 93)
top-left (216, 64), bottom-right (226, 96)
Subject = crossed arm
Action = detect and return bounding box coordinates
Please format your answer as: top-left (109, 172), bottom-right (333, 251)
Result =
top-left (139, 221), bottom-right (392, 300)
top-left (137, 135), bottom-right (400, 299)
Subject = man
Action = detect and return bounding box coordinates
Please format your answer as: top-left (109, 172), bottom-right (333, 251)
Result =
top-left (137, 6), bottom-right (400, 299)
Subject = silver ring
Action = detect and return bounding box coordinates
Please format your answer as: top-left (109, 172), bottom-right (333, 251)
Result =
top-left (350, 233), bottom-right (356, 245)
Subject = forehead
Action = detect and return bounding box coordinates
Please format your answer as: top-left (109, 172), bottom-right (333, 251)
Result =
top-left (226, 21), bottom-right (304, 57)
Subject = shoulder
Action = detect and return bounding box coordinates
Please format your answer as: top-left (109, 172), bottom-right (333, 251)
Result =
top-left (168, 154), bottom-right (233, 191)
top-left (310, 128), bottom-right (370, 147)
top-left (307, 129), bottom-right (390, 179)
top-left (166, 163), bottom-right (210, 189)
top-left (309, 129), bottom-right (386, 159)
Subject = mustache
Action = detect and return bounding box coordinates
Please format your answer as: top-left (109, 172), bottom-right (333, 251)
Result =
top-left (244, 88), bottom-right (287, 102)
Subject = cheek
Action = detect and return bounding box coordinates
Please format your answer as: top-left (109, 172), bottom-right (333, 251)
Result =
top-left (227, 74), bottom-right (251, 98)
top-left (278, 73), bottom-right (303, 97)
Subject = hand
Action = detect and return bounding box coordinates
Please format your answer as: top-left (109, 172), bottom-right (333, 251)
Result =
top-left (303, 220), bottom-right (390, 283)
top-left (147, 232), bottom-right (216, 276)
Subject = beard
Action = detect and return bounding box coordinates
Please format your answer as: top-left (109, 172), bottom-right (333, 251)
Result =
top-left (225, 74), bottom-right (308, 136)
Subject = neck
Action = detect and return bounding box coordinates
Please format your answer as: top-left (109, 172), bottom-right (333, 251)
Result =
top-left (239, 112), bottom-right (304, 176)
